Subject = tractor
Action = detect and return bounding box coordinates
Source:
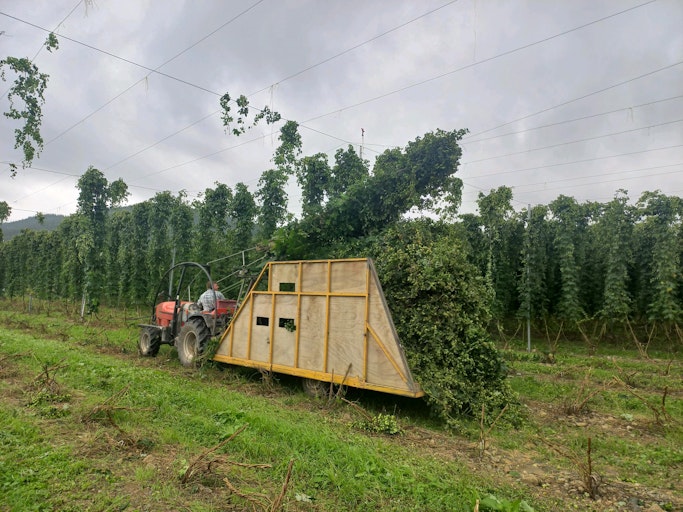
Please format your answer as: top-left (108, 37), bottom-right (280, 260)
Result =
top-left (137, 261), bottom-right (238, 367)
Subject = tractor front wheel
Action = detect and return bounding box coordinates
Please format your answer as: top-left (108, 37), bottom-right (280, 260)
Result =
top-left (138, 327), bottom-right (161, 357)
top-left (176, 318), bottom-right (210, 367)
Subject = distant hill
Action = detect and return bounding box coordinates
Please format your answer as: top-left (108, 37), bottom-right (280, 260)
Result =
top-left (1, 214), bottom-right (66, 241)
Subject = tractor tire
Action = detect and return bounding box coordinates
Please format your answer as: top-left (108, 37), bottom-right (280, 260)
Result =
top-left (176, 318), bottom-right (211, 368)
top-left (138, 327), bottom-right (161, 357)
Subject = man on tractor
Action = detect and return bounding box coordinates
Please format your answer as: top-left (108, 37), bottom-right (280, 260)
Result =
top-left (198, 281), bottom-right (224, 312)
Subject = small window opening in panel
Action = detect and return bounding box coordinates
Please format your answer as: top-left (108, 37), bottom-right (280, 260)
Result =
top-left (279, 282), bottom-right (295, 292)
top-left (256, 316), bottom-right (269, 326)
top-left (278, 318), bottom-right (296, 332)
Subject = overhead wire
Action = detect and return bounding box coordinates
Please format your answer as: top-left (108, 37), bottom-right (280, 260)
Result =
top-left (461, 95), bottom-right (683, 146)
top-left (2, 0), bottom-right (680, 219)
top-left (516, 166), bottom-right (683, 197)
top-left (246, 0), bottom-right (461, 97)
top-left (465, 61), bottom-right (683, 141)
top-left (0, 0), bottom-right (82, 99)
top-left (3, 0), bottom-right (444, 179)
top-left (42, 0), bottom-right (266, 145)
top-left (461, 143), bottom-right (683, 180)
top-left (0, 11), bottom-right (221, 95)
top-left (90, 0), bottom-right (464, 173)
top-left (302, 0), bottom-right (660, 124)
top-left (3, 0), bottom-right (666, 174)
top-left (461, 119), bottom-right (683, 165)
top-left (512, 162), bottom-right (683, 190)
top-left (5, 0), bottom-right (659, 172)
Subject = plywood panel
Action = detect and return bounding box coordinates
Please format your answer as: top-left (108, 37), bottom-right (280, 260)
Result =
top-left (327, 296), bottom-right (366, 379)
top-left (330, 259), bottom-right (366, 293)
top-left (272, 294), bottom-right (297, 367)
top-left (225, 298), bottom-right (251, 359)
top-left (366, 335), bottom-right (407, 389)
top-left (367, 276), bottom-right (404, 365)
top-left (250, 293), bottom-right (273, 363)
top-left (300, 262), bottom-right (328, 293)
top-left (297, 295), bottom-right (326, 370)
top-left (270, 263), bottom-right (300, 293)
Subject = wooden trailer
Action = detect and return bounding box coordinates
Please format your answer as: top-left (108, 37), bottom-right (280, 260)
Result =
top-left (213, 258), bottom-right (424, 398)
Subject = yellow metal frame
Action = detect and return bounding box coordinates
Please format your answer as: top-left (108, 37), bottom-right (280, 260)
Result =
top-left (213, 258), bottom-right (424, 398)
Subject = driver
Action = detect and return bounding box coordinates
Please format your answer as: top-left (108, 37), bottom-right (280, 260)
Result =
top-left (198, 281), bottom-right (225, 312)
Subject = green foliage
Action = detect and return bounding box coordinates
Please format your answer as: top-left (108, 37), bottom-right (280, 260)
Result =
top-left (0, 201), bottom-right (10, 223)
top-left (0, 57), bottom-right (49, 176)
top-left (297, 152), bottom-right (331, 217)
top-left (193, 182), bottom-right (233, 263)
top-left (353, 413), bottom-right (403, 435)
top-left (548, 195), bottom-right (586, 323)
top-left (518, 205), bottom-right (551, 319)
top-left (328, 145), bottom-right (368, 199)
top-left (476, 187), bottom-right (523, 319)
top-left (76, 167), bottom-right (129, 312)
top-left (230, 182), bottom-right (257, 252)
top-left (636, 191), bottom-right (682, 323)
top-left (273, 120), bottom-right (302, 175)
top-left (219, 91), bottom-right (281, 136)
top-left (255, 122), bottom-right (303, 242)
top-left (597, 190), bottom-right (633, 319)
top-left (275, 128), bottom-right (467, 257)
top-left (0, 201), bottom-right (10, 243)
top-left (368, 219), bottom-right (516, 424)
top-left (256, 168), bottom-right (290, 241)
top-left (2, 116), bottom-right (683, 352)
top-left (45, 32), bottom-right (59, 52)
top-left (145, 191), bottom-right (193, 288)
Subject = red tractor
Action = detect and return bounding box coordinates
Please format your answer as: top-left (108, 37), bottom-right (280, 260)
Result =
top-left (138, 262), bottom-right (237, 367)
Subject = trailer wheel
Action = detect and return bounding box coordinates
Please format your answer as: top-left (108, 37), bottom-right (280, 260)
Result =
top-left (177, 318), bottom-right (210, 367)
top-left (302, 378), bottom-right (328, 398)
top-left (138, 327), bottom-right (161, 357)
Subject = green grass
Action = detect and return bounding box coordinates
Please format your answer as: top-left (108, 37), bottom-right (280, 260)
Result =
top-left (0, 300), bottom-right (681, 511)
top-left (0, 326), bottom-right (519, 511)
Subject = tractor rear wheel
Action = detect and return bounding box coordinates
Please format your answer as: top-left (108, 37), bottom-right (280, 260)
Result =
top-left (138, 327), bottom-right (161, 357)
top-left (176, 318), bottom-right (210, 367)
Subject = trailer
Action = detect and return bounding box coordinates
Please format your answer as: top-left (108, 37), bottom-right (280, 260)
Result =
top-left (213, 258), bottom-right (424, 398)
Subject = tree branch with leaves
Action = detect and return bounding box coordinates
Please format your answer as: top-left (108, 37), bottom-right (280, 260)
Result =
top-left (1, 34), bottom-right (59, 177)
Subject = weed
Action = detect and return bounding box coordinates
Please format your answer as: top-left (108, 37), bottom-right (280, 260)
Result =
top-left (0, 352), bottom-right (26, 377)
top-left (182, 424), bottom-right (296, 511)
top-left (31, 357), bottom-right (67, 395)
top-left (610, 356), bottom-right (642, 387)
top-left (576, 318), bottom-right (599, 356)
top-left (612, 376), bottom-right (677, 428)
top-left (180, 424), bottom-right (271, 484)
top-left (354, 412), bottom-right (403, 435)
top-left (543, 317), bottom-right (563, 356)
top-left (258, 366), bottom-right (278, 392)
top-left (341, 397), bottom-right (404, 435)
top-left (561, 371), bottom-right (605, 415)
top-left (476, 493), bottom-right (536, 511)
top-left (478, 403), bottom-right (509, 458)
top-left (82, 385), bottom-right (152, 441)
top-left (538, 436), bottom-right (602, 499)
top-left (626, 317), bottom-right (655, 359)
top-left (223, 459), bottom-right (295, 512)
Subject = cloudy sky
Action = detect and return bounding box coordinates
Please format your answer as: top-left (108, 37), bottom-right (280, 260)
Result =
top-left (1, 0), bottom-right (682, 223)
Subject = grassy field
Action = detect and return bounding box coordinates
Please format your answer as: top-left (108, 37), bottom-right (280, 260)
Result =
top-left (0, 299), bottom-right (681, 512)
